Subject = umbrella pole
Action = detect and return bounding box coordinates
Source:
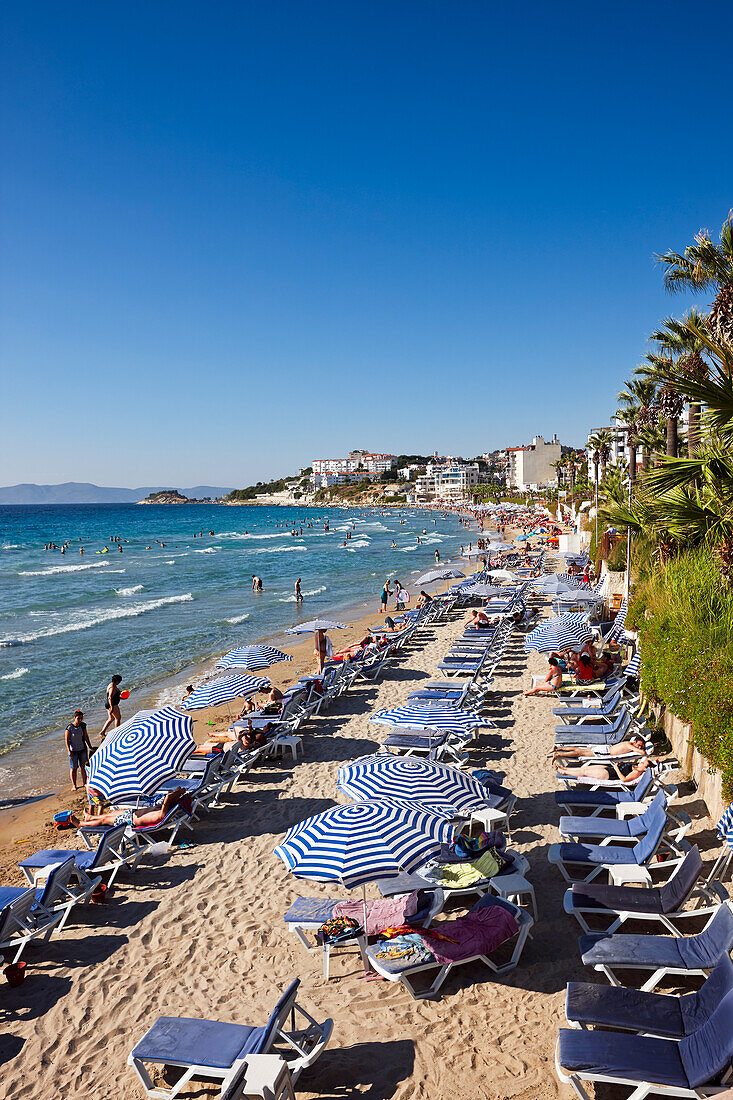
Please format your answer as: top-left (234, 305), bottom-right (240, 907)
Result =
top-left (362, 883), bottom-right (372, 974)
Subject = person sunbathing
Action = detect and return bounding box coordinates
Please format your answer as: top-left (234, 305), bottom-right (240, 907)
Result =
top-left (524, 659), bottom-right (563, 696)
top-left (555, 754), bottom-right (652, 783)
top-left (82, 787), bottom-right (189, 829)
top-left (257, 685), bottom-right (284, 713)
top-left (551, 732), bottom-right (647, 762)
top-left (195, 718), bottom-right (275, 754)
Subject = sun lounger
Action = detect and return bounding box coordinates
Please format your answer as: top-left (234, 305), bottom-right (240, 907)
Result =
top-left (283, 888), bottom-right (445, 951)
top-left (553, 689), bottom-right (624, 723)
top-left (364, 895), bottom-right (532, 1000)
top-left (564, 954), bottom-right (733, 1037)
top-left (558, 790), bottom-right (691, 846)
top-left (547, 800), bottom-right (687, 883)
top-left (556, 986), bottom-right (733, 1099)
top-left (579, 901), bottom-right (733, 991)
top-left (381, 730), bottom-right (469, 765)
top-left (554, 767), bottom-right (657, 816)
top-left (554, 708), bottom-right (634, 747)
top-left (128, 978), bottom-right (333, 1099)
top-left (18, 852), bottom-right (101, 930)
top-left (564, 846), bottom-right (729, 934)
top-left (0, 884), bottom-right (63, 963)
top-left (18, 824), bottom-right (141, 890)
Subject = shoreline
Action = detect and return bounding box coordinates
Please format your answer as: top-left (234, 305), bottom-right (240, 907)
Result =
top-left (0, 541), bottom-right (482, 881)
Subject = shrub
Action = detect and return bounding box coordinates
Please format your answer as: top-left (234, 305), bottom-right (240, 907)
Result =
top-left (630, 549), bottom-right (733, 798)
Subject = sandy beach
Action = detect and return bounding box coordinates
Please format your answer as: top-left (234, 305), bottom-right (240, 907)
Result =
top-left (0, 559), bottom-right (719, 1100)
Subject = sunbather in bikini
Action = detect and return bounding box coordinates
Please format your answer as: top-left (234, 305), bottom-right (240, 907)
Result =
top-left (82, 786), bottom-right (189, 829)
top-left (551, 732), bottom-right (647, 762)
top-left (555, 754), bottom-right (651, 783)
top-left (194, 718), bottom-right (275, 754)
top-left (524, 659), bottom-right (563, 696)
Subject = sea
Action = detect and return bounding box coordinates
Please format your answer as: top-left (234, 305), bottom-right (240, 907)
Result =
top-left (0, 503), bottom-right (470, 795)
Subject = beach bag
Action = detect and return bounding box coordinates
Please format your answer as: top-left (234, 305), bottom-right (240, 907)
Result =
top-left (319, 915), bottom-right (362, 943)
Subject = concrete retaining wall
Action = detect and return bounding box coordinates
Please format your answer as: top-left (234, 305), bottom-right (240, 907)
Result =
top-left (658, 707), bottom-right (724, 821)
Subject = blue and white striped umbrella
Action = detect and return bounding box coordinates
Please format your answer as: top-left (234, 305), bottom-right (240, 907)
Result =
top-left (285, 619), bottom-right (348, 634)
top-left (525, 613), bottom-right (592, 653)
top-left (532, 578), bottom-right (572, 595)
top-left (338, 755), bottom-right (491, 813)
top-left (369, 704), bottom-right (492, 732)
top-left (717, 806), bottom-right (733, 848)
top-left (625, 651), bottom-right (641, 678)
top-left (274, 799), bottom-right (454, 888)
top-left (181, 673), bottom-right (270, 710)
top-left (414, 569), bottom-right (466, 585)
top-left (217, 645), bottom-right (293, 671)
top-left (87, 707), bottom-right (195, 801)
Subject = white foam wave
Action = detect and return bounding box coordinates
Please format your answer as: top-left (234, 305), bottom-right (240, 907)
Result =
top-left (397, 546), bottom-right (417, 552)
top-left (194, 547), bottom-right (217, 554)
top-left (116, 584), bottom-right (144, 596)
top-left (2, 544), bottom-right (20, 550)
top-left (19, 560), bottom-right (112, 576)
top-left (1, 667), bottom-right (29, 680)
top-left (0, 593), bottom-right (194, 646)
top-left (218, 531), bottom-right (282, 540)
top-left (164, 560), bottom-right (175, 564)
top-left (224, 613), bottom-right (250, 624)
top-left (341, 539), bottom-right (370, 549)
top-left (277, 585), bottom-right (327, 602)
top-left (251, 546), bottom-right (307, 554)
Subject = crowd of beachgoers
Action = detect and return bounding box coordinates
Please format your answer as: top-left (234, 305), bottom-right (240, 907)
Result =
top-left (1, 502), bottom-right (732, 1100)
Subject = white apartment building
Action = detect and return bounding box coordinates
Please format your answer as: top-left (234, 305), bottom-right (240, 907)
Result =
top-left (311, 451), bottom-right (397, 478)
top-left (415, 463), bottom-right (480, 500)
top-left (506, 434), bottom-right (562, 490)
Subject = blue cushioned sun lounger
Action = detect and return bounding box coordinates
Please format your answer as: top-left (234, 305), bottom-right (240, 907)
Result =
top-left (556, 986), bottom-right (733, 1100)
top-left (579, 900), bottom-right (733, 992)
top-left (128, 978), bottom-right (332, 1099)
top-left (18, 824), bottom-right (140, 889)
top-left (565, 954), bottom-right (733, 1037)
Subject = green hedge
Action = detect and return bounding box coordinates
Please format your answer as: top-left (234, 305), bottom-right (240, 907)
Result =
top-left (628, 549), bottom-right (733, 798)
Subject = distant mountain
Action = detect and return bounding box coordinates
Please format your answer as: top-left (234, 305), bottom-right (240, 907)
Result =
top-left (0, 483), bottom-right (233, 504)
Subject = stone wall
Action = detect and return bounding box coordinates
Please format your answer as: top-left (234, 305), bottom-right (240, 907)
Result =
top-left (658, 707), bottom-right (725, 822)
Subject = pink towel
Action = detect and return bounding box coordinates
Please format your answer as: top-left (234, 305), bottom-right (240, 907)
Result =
top-left (333, 891), bottom-right (420, 936)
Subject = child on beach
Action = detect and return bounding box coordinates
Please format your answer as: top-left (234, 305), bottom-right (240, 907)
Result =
top-left (65, 710), bottom-right (93, 790)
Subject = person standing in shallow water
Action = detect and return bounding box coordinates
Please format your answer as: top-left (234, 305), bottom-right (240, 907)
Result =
top-left (99, 675), bottom-right (123, 739)
top-left (295, 578), bottom-right (303, 603)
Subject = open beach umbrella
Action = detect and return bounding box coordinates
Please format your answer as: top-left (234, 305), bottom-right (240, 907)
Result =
top-left (524, 613), bottom-right (592, 652)
top-left (458, 583), bottom-right (505, 597)
top-left (461, 548), bottom-right (488, 559)
top-left (532, 578), bottom-right (572, 595)
top-left (285, 619), bottom-right (348, 634)
top-left (217, 645), bottom-right (292, 671)
top-left (414, 568), bottom-right (465, 585)
top-left (489, 569), bottom-right (516, 582)
top-left (369, 704), bottom-right (493, 733)
top-left (488, 541), bottom-right (515, 552)
top-left (88, 707), bottom-right (196, 801)
top-left (337, 755), bottom-right (491, 813)
top-left (551, 589), bottom-right (601, 605)
top-left (181, 673), bottom-right (270, 710)
top-left (274, 799), bottom-right (454, 890)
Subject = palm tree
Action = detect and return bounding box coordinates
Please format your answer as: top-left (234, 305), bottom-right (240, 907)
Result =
top-left (617, 377), bottom-right (657, 480)
top-left (657, 212), bottom-right (733, 350)
top-left (589, 430), bottom-right (613, 546)
top-left (646, 313), bottom-right (708, 455)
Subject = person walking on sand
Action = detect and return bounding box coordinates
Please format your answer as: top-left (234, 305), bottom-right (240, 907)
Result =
top-left (99, 675), bottom-right (124, 739)
top-left (66, 710), bottom-right (92, 789)
top-left (295, 577), bottom-right (303, 603)
top-left (380, 580), bottom-right (392, 614)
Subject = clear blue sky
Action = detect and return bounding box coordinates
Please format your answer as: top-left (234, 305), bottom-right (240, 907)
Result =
top-left (1, 1), bottom-right (730, 487)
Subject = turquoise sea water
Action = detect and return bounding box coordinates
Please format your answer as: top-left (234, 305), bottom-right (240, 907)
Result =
top-left (0, 503), bottom-right (468, 761)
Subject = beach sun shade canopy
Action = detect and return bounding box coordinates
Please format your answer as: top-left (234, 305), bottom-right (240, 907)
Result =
top-left (532, 578), bottom-right (572, 595)
top-left (338, 754), bottom-right (492, 813)
top-left (414, 569), bottom-right (466, 585)
top-left (458, 583), bottom-right (505, 597)
top-left (285, 619), bottom-right (348, 634)
top-left (88, 707), bottom-right (196, 801)
top-left (488, 542), bottom-right (515, 552)
top-left (274, 799), bottom-right (454, 889)
top-left (461, 549), bottom-right (489, 558)
top-left (525, 613), bottom-right (592, 653)
top-left (369, 704), bottom-right (493, 733)
top-left (217, 645), bottom-right (292, 671)
top-left (181, 673), bottom-right (270, 710)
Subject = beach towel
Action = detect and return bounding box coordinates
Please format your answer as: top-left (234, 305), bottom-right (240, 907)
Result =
top-left (423, 850), bottom-right (500, 889)
top-left (333, 891), bottom-right (421, 935)
top-left (427, 904), bottom-right (519, 964)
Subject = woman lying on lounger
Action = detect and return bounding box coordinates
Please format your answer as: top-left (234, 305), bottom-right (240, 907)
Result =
top-left (194, 718), bottom-right (275, 754)
top-left (82, 787), bottom-right (189, 829)
top-left (555, 753), bottom-right (652, 783)
top-left (551, 732), bottom-right (648, 763)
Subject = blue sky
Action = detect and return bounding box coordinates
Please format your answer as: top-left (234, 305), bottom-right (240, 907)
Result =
top-left (1, 1), bottom-right (731, 487)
